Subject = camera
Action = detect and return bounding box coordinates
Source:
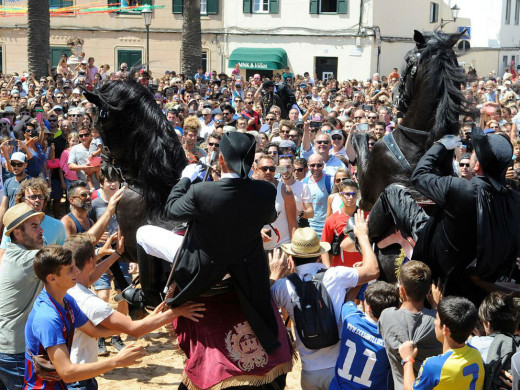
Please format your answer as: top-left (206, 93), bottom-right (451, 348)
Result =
top-left (310, 121), bottom-right (322, 129)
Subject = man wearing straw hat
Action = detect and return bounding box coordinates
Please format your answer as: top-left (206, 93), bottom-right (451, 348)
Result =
top-left (0, 203), bottom-right (45, 390)
top-left (270, 210), bottom-right (380, 390)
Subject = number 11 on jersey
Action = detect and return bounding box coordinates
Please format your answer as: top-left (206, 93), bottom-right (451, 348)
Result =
top-left (337, 339), bottom-right (377, 387)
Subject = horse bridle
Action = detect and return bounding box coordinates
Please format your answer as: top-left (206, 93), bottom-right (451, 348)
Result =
top-left (396, 51), bottom-right (421, 113)
top-left (101, 143), bottom-right (127, 184)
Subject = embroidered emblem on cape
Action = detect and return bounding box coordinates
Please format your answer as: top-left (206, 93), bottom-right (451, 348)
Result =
top-left (225, 321), bottom-right (268, 372)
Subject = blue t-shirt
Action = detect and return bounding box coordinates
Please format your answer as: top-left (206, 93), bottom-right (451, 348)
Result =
top-left (24, 290), bottom-right (88, 389)
top-left (3, 175), bottom-right (29, 208)
top-left (412, 344), bottom-right (484, 390)
top-left (330, 301), bottom-right (392, 390)
top-left (302, 174), bottom-right (332, 236)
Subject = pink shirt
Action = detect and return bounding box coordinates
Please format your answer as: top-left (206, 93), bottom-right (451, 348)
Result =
top-left (60, 149), bottom-right (78, 181)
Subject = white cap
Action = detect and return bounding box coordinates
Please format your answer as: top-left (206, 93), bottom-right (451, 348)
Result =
top-left (10, 152), bottom-right (26, 163)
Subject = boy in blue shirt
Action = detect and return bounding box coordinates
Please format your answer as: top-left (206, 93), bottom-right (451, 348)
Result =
top-left (399, 296), bottom-right (484, 390)
top-left (330, 281), bottom-right (400, 390)
top-left (24, 245), bottom-right (145, 389)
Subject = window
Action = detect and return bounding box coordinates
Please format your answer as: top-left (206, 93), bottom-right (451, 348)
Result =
top-left (253, 0), bottom-right (269, 13)
top-left (515, 0), bottom-right (519, 24)
top-left (243, 0), bottom-right (278, 13)
top-left (49, 0), bottom-right (73, 10)
top-left (309, 0), bottom-right (347, 14)
top-left (117, 49), bottom-right (143, 69)
top-left (429, 2), bottom-right (439, 23)
top-left (173, 0), bottom-right (219, 15)
top-left (202, 51), bottom-right (208, 73)
top-left (506, 0), bottom-right (512, 23)
top-left (108, 0), bottom-right (152, 14)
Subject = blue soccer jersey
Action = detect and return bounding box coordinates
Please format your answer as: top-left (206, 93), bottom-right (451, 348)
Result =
top-left (330, 301), bottom-right (392, 390)
top-left (413, 344), bottom-right (484, 390)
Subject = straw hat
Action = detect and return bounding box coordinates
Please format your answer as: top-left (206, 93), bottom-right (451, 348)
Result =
top-left (281, 227), bottom-right (331, 258)
top-left (3, 203), bottom-right (44, 236)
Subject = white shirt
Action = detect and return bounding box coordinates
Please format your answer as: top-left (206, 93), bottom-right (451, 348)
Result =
top-left (199, 118), bottom-right (215, 140)
top-left (68, 283), bottom-right (114, 364)
top-left (271, 263), bottom-right (359, 371)
top-left (287, 180), bottom-right (312, 212)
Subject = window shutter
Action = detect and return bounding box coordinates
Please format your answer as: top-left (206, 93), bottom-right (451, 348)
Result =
top-left (243, 0), bottom-right (252, 13)
top-left (269, 0), bottom-right (279, 13)
top-left (207, 0), bottom-right (219, 14)
top-left (142, 0), bottom-right (152, 5)
top-left (337, 0), bottom-right (347, 14)
top-left (309, 0), bottom-right (318, 14)
top-left (107, 0), bottom-right (119, 6)
top-left (172, 0), bottom-right (183, 14)
top-left (49, 0), bottom-right (61, 7)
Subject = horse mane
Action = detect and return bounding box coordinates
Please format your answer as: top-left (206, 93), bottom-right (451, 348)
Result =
top-left (84, 75), bottom-right (187, 223)
top-left (408, 31), bottom-right (469, 147)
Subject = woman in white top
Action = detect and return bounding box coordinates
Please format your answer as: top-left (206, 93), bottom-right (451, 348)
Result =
top-left (326, 168), bottom-right (350, 218)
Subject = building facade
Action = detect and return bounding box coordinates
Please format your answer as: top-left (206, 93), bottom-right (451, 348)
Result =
top-left (0, 0), bottom-right (518, 80)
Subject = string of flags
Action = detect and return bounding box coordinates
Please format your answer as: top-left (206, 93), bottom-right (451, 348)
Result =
top-left (0, 1), bottom-right (164, 17)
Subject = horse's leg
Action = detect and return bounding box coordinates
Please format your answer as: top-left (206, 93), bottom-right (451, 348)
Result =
top-left (136, 244), bottom-right (168, 308)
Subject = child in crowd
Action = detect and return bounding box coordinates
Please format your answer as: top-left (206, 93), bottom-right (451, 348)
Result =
top-left (330, 281), bottom-right (400, 389)
top-left (378, 261), bottom-right (442, 390)
top-left (399, 296), bottom-right (484, 390)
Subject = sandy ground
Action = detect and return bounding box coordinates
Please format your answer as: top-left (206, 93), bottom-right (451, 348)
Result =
top-left (96, 300), bottom-right (302, 390)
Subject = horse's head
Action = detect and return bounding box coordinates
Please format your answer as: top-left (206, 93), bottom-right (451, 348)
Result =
top-left (84, 75), bottom-right (187, 221)
top-left (394, 30), bottom-right (468, 144)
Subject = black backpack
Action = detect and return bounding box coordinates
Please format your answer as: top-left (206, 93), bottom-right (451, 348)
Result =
top-left (484, 333), bottom-right (520, 390)
top-left (287, 270), bottom-right (339, 350)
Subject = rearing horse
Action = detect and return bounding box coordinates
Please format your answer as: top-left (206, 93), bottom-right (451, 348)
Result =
top-left (84, 75), bottom-right (187, 308)
top-left (352, 30), bottom-right (467, 212)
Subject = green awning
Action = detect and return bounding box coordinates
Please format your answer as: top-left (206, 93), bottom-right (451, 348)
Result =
top-left (228, 47), bottom-right (287, 70)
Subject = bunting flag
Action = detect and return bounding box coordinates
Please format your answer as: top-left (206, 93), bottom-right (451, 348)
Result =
top-left (0, 1), bottom-right (164, 17)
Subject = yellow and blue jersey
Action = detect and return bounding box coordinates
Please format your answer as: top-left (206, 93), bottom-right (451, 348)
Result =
top-left (413, 344), bottom-right (484, 390)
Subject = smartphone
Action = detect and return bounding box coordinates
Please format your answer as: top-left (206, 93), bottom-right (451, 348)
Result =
top-left (355, 123), bottom-right (369, 132)
top-left (8, 139), bottom-right (17, 147)
top-left (310, 121), bottom-right (322, 129)
top-left (30, 130), bottom-right (39, 138)
top-left (36, 113), bottom-right (43, 122)
top-left (276, 165), bottom-right (287, 174)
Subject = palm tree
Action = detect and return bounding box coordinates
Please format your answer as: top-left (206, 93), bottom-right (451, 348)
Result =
top-left (180, 0), bottom-right (202, 77)
top-left (27, 0), bottom-right (50, 78)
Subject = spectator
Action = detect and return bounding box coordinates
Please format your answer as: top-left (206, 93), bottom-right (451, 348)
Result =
top-left (24, 246), bottom-right (146, 389)
top-left (302, 154), bottom-right (332, 237)
top-left (398, 296), bottom-right (484, 390)
top-left (378, 261), bottom-right (442, 390)
top-left (326, 168), bottom-right (350, 217)
top-left (182, 116), bottom-right (206, 163)
top-left (458, 153), bottom-right (474, 180)
top-left (270, 210), bottom-right (379, 390)
top-left (60, 132), bottom-right (79, 190)
top-left (241, 98), bottom-right (260, 131)
top-left (0, 151), bottom-right (30, 224)
top-left (64, 234), bottom-right (204, 389)
top-left (293, 157), bottom-right (308, 181)
top-left (0, 178), bottom-right (66, 260)
top-left (256, 154), bottom-right (297, 251)
top-left (199, 108), bottom-right (214, 140)
top-left (321, 179), bottom-right (362, 268)
top-left (278, 155), bottom-right (314, 228)
top-left (0, 203), bottom-right (45, 390)
top-left (67, 127), bottom-right (98, 188)
top-left (329, 281), bottom-right (400, 390)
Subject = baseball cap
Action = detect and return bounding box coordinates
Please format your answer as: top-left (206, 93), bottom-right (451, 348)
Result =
top-left (279, 140), bottom-right (297, 150)
top-left (331, 130), bottom-right (344, 138)
top-left (10, 152), bottom-right (27, 163)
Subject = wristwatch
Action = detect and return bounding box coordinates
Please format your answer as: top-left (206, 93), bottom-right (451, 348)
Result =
top-left (401, 357), bottom-right (415, 366)
top-left (298, 210), bottom-right (304, 218)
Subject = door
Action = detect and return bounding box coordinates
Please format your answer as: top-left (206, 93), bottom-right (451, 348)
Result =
top-left (117, 49), bottom-right (143, 69)
top-left (315, 57), bottom-right (338, 81)
top-left (50, 46), bottom-right (72, 68)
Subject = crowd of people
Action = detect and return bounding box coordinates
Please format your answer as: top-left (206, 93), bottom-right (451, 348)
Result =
top-left (0, 50), bottom-right (520, 390)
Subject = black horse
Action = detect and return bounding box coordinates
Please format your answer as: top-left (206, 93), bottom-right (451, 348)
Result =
top-left (352, 30), bottom-right (467, 212)
top-left (84, 75), bottom-right (187, 308)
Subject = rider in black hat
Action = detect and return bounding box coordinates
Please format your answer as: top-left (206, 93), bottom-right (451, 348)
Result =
top-left (369, 128), bottom-right (520, 304)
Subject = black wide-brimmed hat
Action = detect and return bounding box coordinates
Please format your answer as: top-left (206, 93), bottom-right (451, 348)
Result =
top-left (472, 127), bottom-right (513, 190)
top-left (220, 132), bottom-right (256, 178)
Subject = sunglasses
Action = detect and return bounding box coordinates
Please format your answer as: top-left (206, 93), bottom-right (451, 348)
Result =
top-left (34, 109), bottom-right (44, 113)
top-left (266, 118), bottom-right (276, 122)
top-left (294, 167), bottom-right (305, 172)
top-left (268, 150), bottom-right (278, 155)
top-left (335, 177), bottom-right (349, 183)
top-left (215, 120), bottom-right (224, 124)
top-left (245, 102), bottom-right (253, 105)
top-left (309, 163), bottom-right (323, 168)
top-left (316, 140), bottom-right (330, 145)
top-left (74, 191), bottom-right (91, 199)
top-left (459, 163), bottom-right (470, 167)
top-left (259, 166), bottom-right (276, 172)
top-left (234, 100), bottom-right (242, 103)
top-left (340, 191), bottom-right (358, 197)
top-left (280, 130), bottom-right (290, 135)
top-left (208, 142), bottom-right (220, 147)
top-left (11, 162), bottom-right (25, 167)
top-left (354, 116), bottom-right (363, 119)
top-left (331, 135), bottom-right (343, 141)
top-left (26, 194), bottom-right (46, 201)
top-left (368, 142), bottom-right (375, 147)
top-left (0, 123), bottom-right (8, 127)
top-left (78, 133), bottom-right (90, 138)
top-left (368, 116), bottom-right (378, 119)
